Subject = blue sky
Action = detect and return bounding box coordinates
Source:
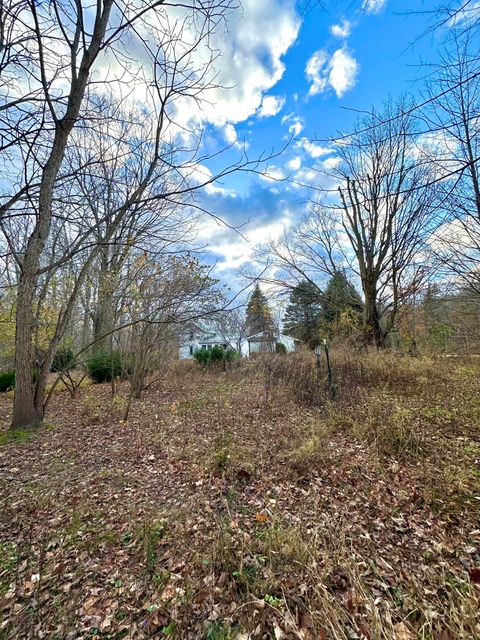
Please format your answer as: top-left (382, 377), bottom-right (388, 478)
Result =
top-left (189, 0), bottom-right (447, 290)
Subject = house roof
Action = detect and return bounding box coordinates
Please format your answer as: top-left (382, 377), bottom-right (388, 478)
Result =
top-left (246, 330), bottom-right (296, 342)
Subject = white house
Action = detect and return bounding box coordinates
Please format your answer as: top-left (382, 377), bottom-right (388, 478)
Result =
top-left (179, 327), bottom-right (298, 359)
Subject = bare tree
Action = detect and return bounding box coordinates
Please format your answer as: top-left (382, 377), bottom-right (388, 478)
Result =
top-left (261, 100), bottom-right (437, 347)
top-left (118, 253), bottom-right (222, 418)
top-left (421, 32), bottom-right (480, 296)
top-left (333, 101), bottom-right (437, 346)
top-left (210, 306), bottom-right (248, 352)
top-left (1, 0), bottom-right (285, 428)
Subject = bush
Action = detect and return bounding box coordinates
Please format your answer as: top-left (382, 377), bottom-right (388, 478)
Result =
top-left (87, 350), bottom-right (123, 383)
top-left (224, 348), bottom-right (240, 362)
top-left (51, 347), bottom-right (76, 372)
top-left (194, 346), bottom-right (239, 367)
top-left (275, 342), bottom-right (287, 354)
top-left (193, 348), bottom-right (210, 366)
top-left (0, 370), bottom-right (15, 392)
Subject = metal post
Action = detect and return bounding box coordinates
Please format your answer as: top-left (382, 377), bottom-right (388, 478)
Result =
top-left (323, 339), bottom-right (335, 398)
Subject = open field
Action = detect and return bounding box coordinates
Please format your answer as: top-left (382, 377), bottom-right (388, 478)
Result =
top-left (0, 352), bottom-right (479, 640)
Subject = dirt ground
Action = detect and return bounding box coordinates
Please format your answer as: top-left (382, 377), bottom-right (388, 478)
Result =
top-left (0, 356), bottom-right (479, 639)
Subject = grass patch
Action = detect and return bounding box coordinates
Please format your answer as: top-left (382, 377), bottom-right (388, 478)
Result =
top-left (0, 428), bottom-right (35, 446)
top-left (204, 620), bottom-right (238, 640)
top-left (288, 424), bottom-right (336, 476)
top-left (140, 518), bottom-right (169, 574)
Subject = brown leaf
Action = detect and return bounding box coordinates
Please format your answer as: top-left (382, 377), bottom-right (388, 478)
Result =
top-left (433, 630), bottom-right (455, 640)
top-left (300, 612), bottom-right (314, 628)
top-left (394, 622), bottom-right (414, 640)
top-left (468, 567), bottom-right (480, 585)
top-left (255, 512), bottom-right (268, 523)
top-left (82, 596), bottom-right (99, 612)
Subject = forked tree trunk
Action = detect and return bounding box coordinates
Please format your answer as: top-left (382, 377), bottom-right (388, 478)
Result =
top-left (11, 1), bottom-right (114, 429)
top-left (12, 147), bottom-right (65, 428)
top-left (362, 286), bottom-right (385, 348)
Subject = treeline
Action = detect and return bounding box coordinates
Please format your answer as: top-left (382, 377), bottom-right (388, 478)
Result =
top-left (259, 25), bottom-right (480, 349)
top-left (282, 277), bottom-right (480, 353)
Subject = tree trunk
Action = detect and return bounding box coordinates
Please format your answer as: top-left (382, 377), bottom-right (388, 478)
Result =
top-left (81, 282), bottom-right (92, 351)
top-left (12, 1), bottom-right (114, 429)
top-left (13, 273), bottom-right (42, 427)
top-left (12, 148), bottom-right (64, 428)
top-left (362, 286), bottom-right (385, 348)
top-left (93, 250), bottom-right (115, 350)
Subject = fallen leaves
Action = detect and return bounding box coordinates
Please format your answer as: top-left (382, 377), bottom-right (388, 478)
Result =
top-left (0, 367), bottom-right (479, 638)
top-left (394, 622), bottom-right (414, 640)
top-left (255, 511), bottom-right (269, 523)
top-left (468, 567), bottom-right (480, 585)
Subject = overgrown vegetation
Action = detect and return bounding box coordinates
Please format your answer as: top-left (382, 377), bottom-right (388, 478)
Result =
top-left (194, 346), bottom-right (239, 367)
top-left (51, 347), bottom-right (76, 373)
top-left (0, 370), bottom-right (15, 393)
top-left (86, 350), bottom-right (123, 383)
top-left (0, 351), bottom-right (478, 638)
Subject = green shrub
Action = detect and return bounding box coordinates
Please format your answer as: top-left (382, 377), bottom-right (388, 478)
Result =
top-left (224, 348), bottom-right (240, 362)
top-left (209, 345), bottom-right (227, 362)
top-left (276, 342), bottom-right (287, 354)
top-left (194, 346), bottom-right (239, 366)
top-left (194, 348), bottom-right (210, 366)
top-left (0, 370), bottom-right (15, 392)
top-left (87, 350), bottom-right (122, 383)
top-left (51, 348), bottom-right (76, 372)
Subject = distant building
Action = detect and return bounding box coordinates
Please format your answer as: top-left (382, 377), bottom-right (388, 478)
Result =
top-left (179, 327), bottom-right (298, 359)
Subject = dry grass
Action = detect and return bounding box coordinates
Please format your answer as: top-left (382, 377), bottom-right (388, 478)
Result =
top-left (0, 352), bottom-right (478, 639)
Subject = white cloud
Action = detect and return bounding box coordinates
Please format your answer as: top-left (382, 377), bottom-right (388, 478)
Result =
top-left (223, 123), bottom-right (249, 150)
top-left (306, 46), bottom-right (359, 98)
top-left (282, 113), bottom-right (305, 137)
top-left (322, 156), bottom-right (342, 171)
top-left (94, 1), bottom-right (300, 145)
top-left (189, 163), bottom-right (237, 197)
top-left (211, 217), bottom-right (292, 272)
top-left (260, 165), bottom-right (286, 182)
top-left (290, 120), bottom-right (304, 136)
top-left (330, 19), bottom-right (352, 38)
top-left (257, 95), bottom-right (286, 118)
top-left (448, 1), bottom-right (480, 26)
top-left (292, 166), bottom-right (323, 188)
top-left (224, 123), bottom-right (238, 145)
top-left (362, 0), bottom-right (387, 14)
top-left (305, 50), bottom-right (330, 95)
top-left (199, 0), bottom-right (300, 126)
top-left (291, 157), bottom-right (343, 191)
top-left (329, 48), bottom-right (359, 97)
top-left (296, 137), bottom-right (333, 158)
top-left (287, 156), bottom-right (302, 171)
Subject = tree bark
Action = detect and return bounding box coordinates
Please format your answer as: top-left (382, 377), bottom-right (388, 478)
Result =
top-left (11, 1), bottom-right (114, 428)
top-left (362, 285), bottom-right (385, 348)
top-left (13, 127), bottom-right (71, 427)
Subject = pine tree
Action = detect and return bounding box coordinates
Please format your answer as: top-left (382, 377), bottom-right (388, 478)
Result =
top-left (245, 284), bottom-right (274, 336)
top-left (283, 280), bottom-right (322, 348)
top-left (322, 271), bottom-right (363, 323)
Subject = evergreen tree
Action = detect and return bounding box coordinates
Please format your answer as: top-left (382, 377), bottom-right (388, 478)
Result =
top-left (322, 271), bottom-right (363, 323)
top-left (283, 280), bottom-right (322, 348)
top-left (245, 284), bottom-right (274, 335)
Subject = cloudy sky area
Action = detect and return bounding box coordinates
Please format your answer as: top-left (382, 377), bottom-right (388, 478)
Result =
top-left (183, 0), bottom-right (445, 288)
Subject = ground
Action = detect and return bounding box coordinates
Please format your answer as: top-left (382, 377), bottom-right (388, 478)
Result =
top-left (0, 353), bottom-right (479, 640)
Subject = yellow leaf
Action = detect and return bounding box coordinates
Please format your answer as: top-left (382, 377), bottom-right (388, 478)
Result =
top-left (255, 512), bottom-right (268, 523)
